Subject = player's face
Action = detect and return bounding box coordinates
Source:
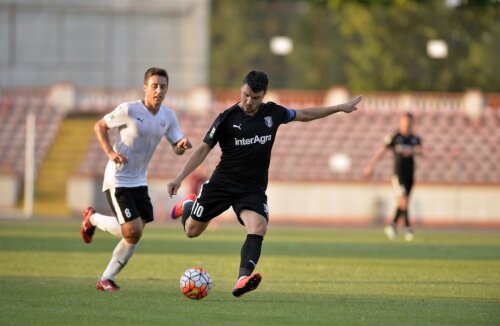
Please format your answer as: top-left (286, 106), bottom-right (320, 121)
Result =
top-left (240, 84), bottom-right (265, 116)
top-left (400, 115), bottom-right (412, 134)
top-left (144, 75), bottom-right (168, 111)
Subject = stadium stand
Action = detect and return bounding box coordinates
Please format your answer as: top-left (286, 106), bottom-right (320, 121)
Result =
top-left (1, 88), bottom-right (498, 186)
top-left (73, 90), bottom-right (500, 185)
top-left (0, 90), bottom-right (64, 176)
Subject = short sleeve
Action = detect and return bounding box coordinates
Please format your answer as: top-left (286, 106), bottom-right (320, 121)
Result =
top-left (165, 111), bottom-right (184, 144)
top-left (283, 108), bottom-right (297, 123)
top-left (384, 134), bottom-right (395, 148)
top-left (267, 101), bottom-right (296, 125)
top-left (203, 113), bottom-right (224, 148)
top-left (104, 104), bottom-right (128, 128)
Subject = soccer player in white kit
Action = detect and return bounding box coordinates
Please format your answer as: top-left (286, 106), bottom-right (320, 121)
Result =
top-left (80, 67), bottom-right (192, 291)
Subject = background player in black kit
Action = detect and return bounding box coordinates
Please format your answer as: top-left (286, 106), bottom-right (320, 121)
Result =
top-left (168, 70), bottom-right (362, 297)
top-left (364, 112), bottom-right (422, 241)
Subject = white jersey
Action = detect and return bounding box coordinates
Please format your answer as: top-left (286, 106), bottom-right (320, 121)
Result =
top-left (102, 100), bottom-right (184, 191)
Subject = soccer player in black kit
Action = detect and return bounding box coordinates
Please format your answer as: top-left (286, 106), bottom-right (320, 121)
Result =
top-left (364, 112), bottom-right (422, 241)
top-left (168, 71), bottom-right (362, 297)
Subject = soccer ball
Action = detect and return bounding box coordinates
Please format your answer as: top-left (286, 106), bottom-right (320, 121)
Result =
top-left (180, 267), bottom-right (212, 300)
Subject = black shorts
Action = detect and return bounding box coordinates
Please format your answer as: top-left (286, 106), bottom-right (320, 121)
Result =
top-left (391, 175), bottom-right (414, 197)
top-left (190, 180), bottom-right (269, 225)
top-left (105, 186), bottom-right (154, 225)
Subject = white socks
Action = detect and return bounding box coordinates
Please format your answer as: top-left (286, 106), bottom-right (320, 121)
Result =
top-left (101, 238), bottom-right (137, 281)
top-left (88, 211), bottom-right (137, 281)
top-left (90, 212), bottom-right (122, 237)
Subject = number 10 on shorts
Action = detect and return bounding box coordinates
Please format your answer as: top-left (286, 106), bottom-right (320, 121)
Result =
top-left (192, 202), bottom-right (204, 218)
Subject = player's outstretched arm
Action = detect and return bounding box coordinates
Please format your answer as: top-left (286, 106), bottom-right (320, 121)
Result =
top-left (294, 95), bottom-right (362, 122)
top-left (167, 142), bottom-right (212, 197)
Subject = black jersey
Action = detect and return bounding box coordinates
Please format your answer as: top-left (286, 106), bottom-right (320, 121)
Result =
top-left (385, 132), bottom-right (422, 178)
top-left (203, 102), bottom-right (296, 190)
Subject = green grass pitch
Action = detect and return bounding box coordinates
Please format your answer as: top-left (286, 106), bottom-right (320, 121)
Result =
top-left (1, 220), bottom-right (499, 325)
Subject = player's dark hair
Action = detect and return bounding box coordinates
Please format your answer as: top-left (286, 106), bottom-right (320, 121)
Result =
top-left (403, 112), bottom-right (414, 120)
top-left (144, 67), bottom-right (169, 85)
top-left (242, 70), bottom-right (269, 93)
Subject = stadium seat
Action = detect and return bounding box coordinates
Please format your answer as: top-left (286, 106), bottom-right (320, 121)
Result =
top-left (3, 88), bottom-right (496, 186)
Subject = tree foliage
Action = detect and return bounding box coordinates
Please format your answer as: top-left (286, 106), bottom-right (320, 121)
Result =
top-left (210, 0), bottom-right (500, 91)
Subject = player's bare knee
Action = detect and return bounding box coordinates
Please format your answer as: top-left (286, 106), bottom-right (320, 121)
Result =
top-left (254, 225), bottom-right (267, 236)
top-left (123, 229), bottom-right (143, 244)
top-left (185, 232), bottom-right (200, 238)
top-left (250, 219), bottom-right (268, 236)
top-left (184, 219), bottom-right (207, 238)
top-left (185, 228), bottom-right (202, 238)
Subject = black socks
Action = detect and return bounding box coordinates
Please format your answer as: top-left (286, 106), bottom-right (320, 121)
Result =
top-left (393, 208), bottom-right (410, 227)
top-left (401, 209), bottom-right (410, 227)
top-left (181, 201), bottom-right (194, 229)
top-left (238, 234), bottom-right (264, 278)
